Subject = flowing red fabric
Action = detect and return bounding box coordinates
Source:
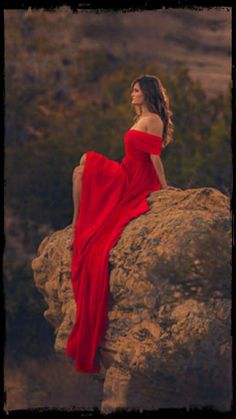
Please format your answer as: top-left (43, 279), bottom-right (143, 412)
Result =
top-left (66, 129), bottom-right (162, 373)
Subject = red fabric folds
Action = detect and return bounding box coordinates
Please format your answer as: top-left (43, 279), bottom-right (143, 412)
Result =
top-left (66, 129), bottom-right (162, 373)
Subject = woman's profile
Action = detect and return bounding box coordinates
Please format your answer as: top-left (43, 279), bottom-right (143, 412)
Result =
top-left (66, 74), bottom-right (181, 373)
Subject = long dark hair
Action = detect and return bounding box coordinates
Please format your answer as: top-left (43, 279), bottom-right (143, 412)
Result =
top-left (130, 75), bottom-right (174, 148)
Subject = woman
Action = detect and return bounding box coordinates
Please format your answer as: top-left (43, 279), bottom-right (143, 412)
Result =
top-left (67, 75), bottom-right (179, 250)
top-left (66, 75), bottom-right (181, 373)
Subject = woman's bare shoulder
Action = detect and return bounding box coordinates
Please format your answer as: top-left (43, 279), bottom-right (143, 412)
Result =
top-left (145, 113), bottom-right (163, 136)
top-left (145, 113), bottom-right (163, 124)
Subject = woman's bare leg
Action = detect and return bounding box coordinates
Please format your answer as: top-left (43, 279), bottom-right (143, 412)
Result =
top-left (67, 168), bottom-right (83, 250)
top-left (67, 154), bottom-right (87, 250)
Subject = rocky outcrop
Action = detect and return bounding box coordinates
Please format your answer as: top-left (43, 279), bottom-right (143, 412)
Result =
top-left (31, 187), bottom-right (232, 412)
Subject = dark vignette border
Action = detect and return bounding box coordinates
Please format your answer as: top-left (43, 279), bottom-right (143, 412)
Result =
top-left (0, 1), bottom-right (235, 418)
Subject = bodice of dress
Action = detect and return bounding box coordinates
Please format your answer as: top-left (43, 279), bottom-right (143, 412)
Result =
top-left (123, 129), bottom-right (162, 160)
top-left (120, 128), bottom-right (163, 193)
top-left (121, 128), bottom-right (162, 168)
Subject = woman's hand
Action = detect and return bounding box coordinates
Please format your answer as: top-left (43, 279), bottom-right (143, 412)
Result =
top-left (162, 184), bottom-right (182, 191)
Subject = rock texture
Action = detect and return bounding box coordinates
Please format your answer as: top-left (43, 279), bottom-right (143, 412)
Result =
top-left (31, 187), bottom-right (232, 412)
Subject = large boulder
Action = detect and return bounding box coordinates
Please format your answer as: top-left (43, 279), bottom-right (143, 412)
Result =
top-left (31, 187), bottom-right (232, 413)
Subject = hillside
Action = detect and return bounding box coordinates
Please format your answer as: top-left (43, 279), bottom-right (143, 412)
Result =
top-left (4, 7), bottom-right (231, 98)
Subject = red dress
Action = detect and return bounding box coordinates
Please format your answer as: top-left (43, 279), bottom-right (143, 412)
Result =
top-left (66, 129), bottom-right (162, 373)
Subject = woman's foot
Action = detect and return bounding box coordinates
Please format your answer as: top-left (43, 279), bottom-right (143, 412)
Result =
top-left (67, 224), bottom-right (76, 250)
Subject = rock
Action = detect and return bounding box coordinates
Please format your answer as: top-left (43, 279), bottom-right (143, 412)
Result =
top-left (31, 187), bottom-right (232, 412)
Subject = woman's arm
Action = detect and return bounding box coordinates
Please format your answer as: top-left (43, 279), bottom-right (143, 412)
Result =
top-left (145, 116), bottom-right (181, 190)
top-left (150, 154), bottom-right (181, 190)
top-left (150, 154), bottom-right (168, 188)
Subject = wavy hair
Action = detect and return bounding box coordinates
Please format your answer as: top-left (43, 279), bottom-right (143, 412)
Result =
top-left (130, 75), bottom-right (174, 148)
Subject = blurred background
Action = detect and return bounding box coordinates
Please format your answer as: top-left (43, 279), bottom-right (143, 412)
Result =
top-left (4, 6), bottom-right (232, 411)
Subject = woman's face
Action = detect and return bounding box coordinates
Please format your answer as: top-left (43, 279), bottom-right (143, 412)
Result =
top-left (130, 82), bottom-right (145, 106)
